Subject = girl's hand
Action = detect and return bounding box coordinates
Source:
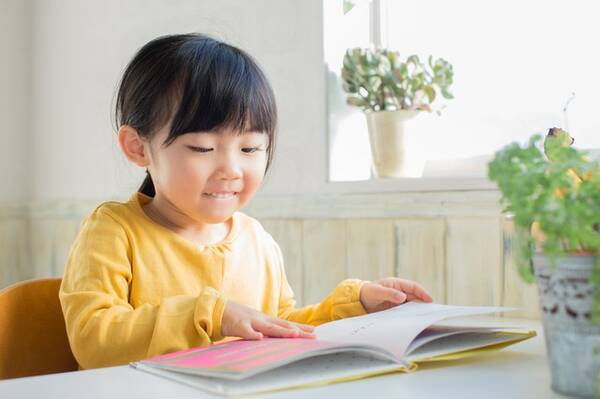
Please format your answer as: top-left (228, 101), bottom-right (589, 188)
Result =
top-left (221, 301), bottom-right (316, 340)
top-left (359, 277), bottom-right (433, 313)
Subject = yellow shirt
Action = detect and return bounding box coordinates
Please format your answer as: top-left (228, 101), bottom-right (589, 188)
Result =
top-left (59, 192), bottom-right (367, 369)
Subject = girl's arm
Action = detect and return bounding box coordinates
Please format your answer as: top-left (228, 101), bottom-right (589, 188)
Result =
top-left (278, 275), bottom-right (369, 326)
top-left (267, 237), bottom-right (368, 325)
top-left (59, 207), bottom-right (226, 369)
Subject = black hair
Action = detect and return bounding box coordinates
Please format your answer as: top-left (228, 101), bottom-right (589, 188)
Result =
top-left (113, 33), bottom-right (278, 197)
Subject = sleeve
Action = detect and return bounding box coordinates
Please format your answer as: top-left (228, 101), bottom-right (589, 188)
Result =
top-left (268, 235), bottom-right (368, 325)
top-left (59, 207), bottom-right (227, 369)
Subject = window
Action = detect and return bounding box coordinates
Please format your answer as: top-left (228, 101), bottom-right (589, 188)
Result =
top-left (325, 0), bottom-right (600, 182)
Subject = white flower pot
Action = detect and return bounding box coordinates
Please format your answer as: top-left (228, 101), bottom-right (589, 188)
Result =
top-left (364, 109), bottom-right (420, 178)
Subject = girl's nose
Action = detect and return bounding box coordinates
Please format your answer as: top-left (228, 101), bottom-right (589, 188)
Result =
top-left (215, 155), bottom-right (243, 180)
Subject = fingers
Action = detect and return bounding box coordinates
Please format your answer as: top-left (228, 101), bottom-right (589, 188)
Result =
top-left (254, 319), bottom-right (316, 339)
top-left (376, 285), bottom-right (407, 304)
top-left (403, 293), bottom-right (420, 302)
top-left (222, 301), bottom-right (318, 340)
top-left (280, 320), bottom-right (316, 338)
top-left (281, 320), bottom-right (316, 334)
top-left (238, 323), bottom-right (264, 340)
top-left (387, 278), bottom-right (433, 302)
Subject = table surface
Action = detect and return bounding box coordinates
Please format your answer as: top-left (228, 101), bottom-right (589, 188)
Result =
top-left (0, 317), bottom-right (570, 399)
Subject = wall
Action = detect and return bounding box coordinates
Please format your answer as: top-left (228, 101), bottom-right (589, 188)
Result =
top-left (27, 0), bottom-right (327, 202)
top-left (0, 0), bottom-right (31, 203)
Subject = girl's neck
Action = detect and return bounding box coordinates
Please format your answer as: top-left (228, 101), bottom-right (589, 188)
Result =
top-left (142, 195), bottom-right (231, 246)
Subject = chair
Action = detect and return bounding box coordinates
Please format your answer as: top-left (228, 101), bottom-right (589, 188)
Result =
top-left (0, 278), bottom-right (79, 379)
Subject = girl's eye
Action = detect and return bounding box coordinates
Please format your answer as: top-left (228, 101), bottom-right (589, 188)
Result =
top-left (187, 146), bottom-right (263, 153)
top-left (242, 147), bottom-right (262, 153)
top-left (188, 146), bottom-right (213, 153)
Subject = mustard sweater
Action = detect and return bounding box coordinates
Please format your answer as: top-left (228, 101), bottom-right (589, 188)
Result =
top-left (59, 192), bottom-right (367, 369)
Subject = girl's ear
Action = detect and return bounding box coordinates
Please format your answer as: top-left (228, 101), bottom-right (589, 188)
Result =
top-left (118, 125), bottom-right (151, 167)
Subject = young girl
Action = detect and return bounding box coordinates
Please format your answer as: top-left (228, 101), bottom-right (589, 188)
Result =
top-left (59, 33), bottom-right (433, 370)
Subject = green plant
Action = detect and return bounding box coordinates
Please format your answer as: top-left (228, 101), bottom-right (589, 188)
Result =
top-left (341, 47), bottom-right (454, 112)
top-left (487, 133), bottom-right (600, 322)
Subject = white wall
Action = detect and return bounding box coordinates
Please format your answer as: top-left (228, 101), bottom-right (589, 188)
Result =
top-left (0, 0), bottom-right (31, 203)
top-left (23, 0), bottom-right (327, 202)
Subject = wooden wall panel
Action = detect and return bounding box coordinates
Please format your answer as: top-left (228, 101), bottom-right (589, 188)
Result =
top-left (446, 217), bottom-right (503, 307)
top-left (2, 197), bottom-right (542, 320)
top-left (302, 220), bottom-right (347, 305)
top-left (346, 219), bottom-right (394, 281)
top-left (0, 218), bottom-right (30, 288)
top-left (260, 219), bottom-right (304, 306)
top-left (394, 218), bottom-right (446, 304)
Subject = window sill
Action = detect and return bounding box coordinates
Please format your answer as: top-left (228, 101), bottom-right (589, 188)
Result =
top-left (322, 176), bottom-right (497, 194)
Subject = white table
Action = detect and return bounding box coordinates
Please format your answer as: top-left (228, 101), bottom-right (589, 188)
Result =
top-left (0, 318), bottom-right (569, 398)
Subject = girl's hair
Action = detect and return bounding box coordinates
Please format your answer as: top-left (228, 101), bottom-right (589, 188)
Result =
top-left (114, 33), bottom-right (278, 197)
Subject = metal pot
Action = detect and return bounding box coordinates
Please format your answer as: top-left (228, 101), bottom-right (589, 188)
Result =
top-left (533, 253), bottom-right (600, 397)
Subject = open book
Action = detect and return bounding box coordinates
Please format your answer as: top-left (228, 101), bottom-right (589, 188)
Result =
top-left (130, 302), bottom-right (536, 396)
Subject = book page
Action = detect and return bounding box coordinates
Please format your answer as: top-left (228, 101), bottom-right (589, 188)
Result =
top-left (405, 325), bottom-right (515, 354)
top-left (404, 331), bottom-right (534, 362)
top-left (315, 302), bottom-right (514, 359)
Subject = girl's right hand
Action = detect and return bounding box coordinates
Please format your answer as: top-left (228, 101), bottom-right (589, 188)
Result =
top-left (220, 301), bottom-right (316, 340)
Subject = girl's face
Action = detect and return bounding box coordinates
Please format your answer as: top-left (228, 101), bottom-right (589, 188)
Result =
top-left (145, 123), bottom-right (269, 226)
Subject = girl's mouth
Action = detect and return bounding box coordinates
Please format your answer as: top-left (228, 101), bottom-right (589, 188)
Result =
top-left (202, 192), bottom-right (239, 199)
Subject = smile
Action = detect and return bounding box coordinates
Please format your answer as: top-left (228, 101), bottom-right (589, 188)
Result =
top-left (202, 192), bottom-right (239, 199)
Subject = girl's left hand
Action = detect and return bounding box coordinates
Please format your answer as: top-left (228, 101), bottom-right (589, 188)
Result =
top-left (359, 277), bottom-right (433, 313)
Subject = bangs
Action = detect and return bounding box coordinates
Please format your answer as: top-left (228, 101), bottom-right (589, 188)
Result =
top-left (164, 42), bottom-right (277, 144)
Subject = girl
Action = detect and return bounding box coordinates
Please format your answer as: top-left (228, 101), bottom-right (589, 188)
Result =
top-left (59, 33), bottom-right (433, 370)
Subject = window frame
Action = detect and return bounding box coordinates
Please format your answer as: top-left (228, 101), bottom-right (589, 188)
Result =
top-left (324, 0), bottom-right (498, 191)
top-left (325, 0), bottom-right (599, 192)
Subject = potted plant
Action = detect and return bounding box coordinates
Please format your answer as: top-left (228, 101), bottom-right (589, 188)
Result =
top-left (341, 47), bottom-right (453, 178)
top-left (488, 129), bottom-right (600, 397)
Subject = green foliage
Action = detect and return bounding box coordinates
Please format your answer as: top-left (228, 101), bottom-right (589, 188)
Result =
top-left (512, 224), bottom-right (536, 284)
top-left (341, 48), bottom-right (454, 112)
top-left (488, 134), bottom-right (600, 323)
top-left (343, 0), bottom-right (355, 14)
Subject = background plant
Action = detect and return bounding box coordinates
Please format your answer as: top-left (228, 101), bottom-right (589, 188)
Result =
top-left (341, 47), bottom-right (454, 112)
top-left (487, 133), bottom-right (600, 322)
